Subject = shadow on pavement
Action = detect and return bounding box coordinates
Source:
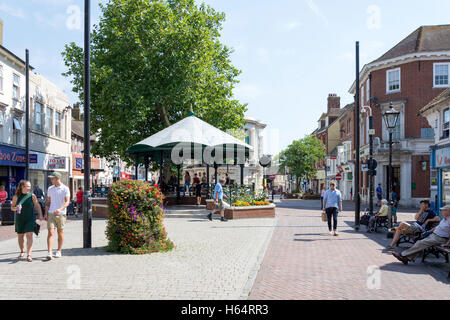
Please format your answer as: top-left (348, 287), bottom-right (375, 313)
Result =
top-left (380, 262), bottom-right (450, 284)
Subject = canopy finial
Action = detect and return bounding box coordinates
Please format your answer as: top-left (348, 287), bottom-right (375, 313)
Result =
top-left (188, 105), bottom-right (195, 117)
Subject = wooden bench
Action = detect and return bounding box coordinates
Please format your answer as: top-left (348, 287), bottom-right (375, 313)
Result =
top-left (422, 245), bottom-right (450, 278)
top-left (397, 221), bottom-right (439, 247)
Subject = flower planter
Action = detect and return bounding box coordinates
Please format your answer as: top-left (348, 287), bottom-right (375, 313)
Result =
top-left (224, 204), bottom-right (275, 220)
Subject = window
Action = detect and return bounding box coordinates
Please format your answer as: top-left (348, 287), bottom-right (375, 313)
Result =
top-left (361, 87), bottom-right (365, 107)
top-left (392, 117), bottom-right (401, 140)
top-left (443, 108), bottom-right (450, 139)
top-left (0, 65), bottom-right (3, 92)
top-left (45, 108), bottom-right (53, 135)
top-left (434, 63), bottom-right (449, 88)
top-left (13, 74), bottom-right (20, 99)
top-left (347, 119), bottom-right (351, 134)
top-left (366, 79), bottom-right (370, 102)
top-left (55, 112), bottom-right (61, 137)
top-left (0, 111), bottom-right (3, 126)
top-left (34, 101), bottom-right (44, 132)
top-left (13, 118), bottom-right (22, 145)
top-left (386, 68), bottom-right (401, 93)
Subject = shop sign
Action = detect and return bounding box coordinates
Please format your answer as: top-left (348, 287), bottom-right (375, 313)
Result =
top-left (435, 147), bottom-right (450, 168)
top-left (75, 158), bottom-right (83, 169)
top-left (0, 145), bottom-right (37, 166)
top-left (121, 172), bottom-right (132, 179)
top-left (48, 157), bottom-right (66, 169)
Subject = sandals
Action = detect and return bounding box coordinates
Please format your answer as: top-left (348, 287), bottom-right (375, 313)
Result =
top-left (26, 255), bottom-right (32, 262)
top-left (18, 251), bottom-right (25, 259)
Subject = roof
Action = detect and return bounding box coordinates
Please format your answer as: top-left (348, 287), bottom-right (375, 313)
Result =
top-left (372, 25), bottom-right (450, 64)
top-left (71, 120), bottom-right (97, 141)
top-left (0, 45), bottom-right (34, 70)
top-left (126, 114), bottom-right (253, 160)
top-left (419, 88), bottom-right (450, 115)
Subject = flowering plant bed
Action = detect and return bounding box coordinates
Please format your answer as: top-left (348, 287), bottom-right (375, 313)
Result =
top-left (105, 180), bottom-right (174, 254)
top-left (233, 200), bottom-right (270, 207)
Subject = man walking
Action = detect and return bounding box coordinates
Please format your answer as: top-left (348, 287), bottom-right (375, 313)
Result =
top-left (322, 181), bottom-right (343, 236)
top-left (207, 178), bottom-right (227, 222)
top-left (75, 187), bottom-right (83, 217)
top-left (44, 172), bottom-right (71, 260)
top-left (376, 184), bottom-right (382, 207)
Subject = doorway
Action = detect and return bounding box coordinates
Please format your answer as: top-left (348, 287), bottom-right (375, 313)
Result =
top-left (386, 166), bottom-right (401, 199)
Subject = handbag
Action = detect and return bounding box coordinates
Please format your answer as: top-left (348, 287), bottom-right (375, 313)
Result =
top-left (360, 214), bottom-right (371, 226)
top-left (321, 211), bottom-right (328, 222)
top-left (34, 222), bottom-right (40, 236)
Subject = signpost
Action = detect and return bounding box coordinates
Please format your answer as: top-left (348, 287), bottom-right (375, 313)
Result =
top-left (335, 173), bottom-right (342, 181)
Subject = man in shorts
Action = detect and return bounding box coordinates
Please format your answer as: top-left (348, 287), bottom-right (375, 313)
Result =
top-left (45, 172), bottom-right (71, 260)
top-left (207, 178), bottom-right (227, 222)
top-left (386, 199), bottom-right (440, 250)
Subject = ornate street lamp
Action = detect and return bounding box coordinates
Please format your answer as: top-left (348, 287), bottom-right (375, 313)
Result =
top-left (383, 103), bottom-right (400, 228)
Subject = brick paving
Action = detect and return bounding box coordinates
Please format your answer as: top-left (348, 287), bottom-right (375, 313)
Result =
top-left (0, 214), bottom-right (276, 300)
top-left (248, 200), bottom-right (450, 300)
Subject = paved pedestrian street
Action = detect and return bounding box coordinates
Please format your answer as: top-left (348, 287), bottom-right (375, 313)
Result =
top-left (0, 215), bottom-right (276, 300)
top-left (249, 200), bottom-right (450, 300)
top-left (0, 200), bottom-right (449, 300)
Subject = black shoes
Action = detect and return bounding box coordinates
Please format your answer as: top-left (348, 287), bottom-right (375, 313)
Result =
top-left (221, 217), bottom-right (228, 222)
top-left (207, 213), bottom-right (212, 221)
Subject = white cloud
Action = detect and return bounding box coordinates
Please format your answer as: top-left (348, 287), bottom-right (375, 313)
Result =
top-left (234, 84), bottom-right (264, 100)
top-left (305, 0), bottom-right (329, 26)
top-left (338, 41), bottom-right (385, 62)
top-left (0, 4), bottom-right (26, 19)
top-left (285, 21), bottom-right (302, 31)
top-left (34, 12), bottom-right (67, 29)
top-left (30, 0), bottom-right (73, 6)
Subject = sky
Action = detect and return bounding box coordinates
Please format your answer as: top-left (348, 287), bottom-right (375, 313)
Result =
top-left (2, 0), bottom-right (450, 156)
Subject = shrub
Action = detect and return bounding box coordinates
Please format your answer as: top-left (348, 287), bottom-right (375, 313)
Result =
top-left (105, 179), bottom-right (174, 254)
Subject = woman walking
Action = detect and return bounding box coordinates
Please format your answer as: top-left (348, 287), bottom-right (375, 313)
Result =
top-left (184, 172), bottom-right (191, 197)
top-left (11, 180), bottom-right (43, 262)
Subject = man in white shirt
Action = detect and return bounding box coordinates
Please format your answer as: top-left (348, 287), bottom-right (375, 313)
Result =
top-left (45, 172), bottom-right (71, 260)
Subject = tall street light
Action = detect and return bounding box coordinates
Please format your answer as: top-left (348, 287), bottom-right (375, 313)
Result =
top-left (383, 103), bottom-right (400, 228)
top-left (83, 0), bottom-right (92, 249)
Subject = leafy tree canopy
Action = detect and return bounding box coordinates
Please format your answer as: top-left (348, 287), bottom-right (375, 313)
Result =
top-left (62, 0), bottom-right (247, 162)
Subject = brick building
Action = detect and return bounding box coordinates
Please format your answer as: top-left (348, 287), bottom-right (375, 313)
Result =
top-left (349, 25), bottom-right (450, 207)
top-left (336, 104), bottom-right (355, 200)
top-left (310, 94), bottom-right (344, 193)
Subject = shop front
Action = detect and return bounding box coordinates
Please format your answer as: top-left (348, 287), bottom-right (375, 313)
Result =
top-left (0, 144), bottom-right (27, 199)
top-left (29, 152), bottom-right (69, 195)
top-left (431, 144), bottom-right (450, 214)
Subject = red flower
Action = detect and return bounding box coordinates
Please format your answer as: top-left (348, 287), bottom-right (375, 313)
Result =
top-left (114, 205), bottom-right (118, 208)
top-left (154, 184), bottom-right (158, 188)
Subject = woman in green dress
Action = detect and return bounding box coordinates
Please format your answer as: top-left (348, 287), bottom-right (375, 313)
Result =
top-left (11, 180), bottom-right (43, 262)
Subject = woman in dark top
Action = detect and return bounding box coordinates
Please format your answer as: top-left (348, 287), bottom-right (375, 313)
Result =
top-left (11, 180), bottom-right (43, 262)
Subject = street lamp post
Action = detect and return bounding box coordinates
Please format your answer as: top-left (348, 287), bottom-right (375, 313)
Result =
top-left (83, 0), bottom-right (92, 249)
top-left (383, 103), bottom-right (400, 229)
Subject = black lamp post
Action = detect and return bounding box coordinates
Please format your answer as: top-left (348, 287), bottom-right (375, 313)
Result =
top-left (383, 103), bottom-right (400, 228)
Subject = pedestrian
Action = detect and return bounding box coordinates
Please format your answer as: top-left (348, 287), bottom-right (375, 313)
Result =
top-left (184, 172), bottom-right (191, 197)
top-left (76, 187), bottom-right (83, 217)
top-left (320, 186), bottom-right (326, 210)
top-left (11, 180), bottom-right (43, 262)
top-left (391, 190), bottom-right (399, 224)
top-left (392, 205), bottom-right (450, 265)
top-left (45, 172), bottom-right (71, 260)
top-left (376, 184), bottom-right (382, 207)
top-left (207, 178), bottom-right (227, 222)
top-left (0, 185), bottom-right (7, 204)
top-left (225, 173), bottom-right (230, 186)
top-left (195, 178), bottom-right (203, 206)
top-left (322, 181), bottom-right (343, 236)
top-left (169, 173), bottom-right (177, 192)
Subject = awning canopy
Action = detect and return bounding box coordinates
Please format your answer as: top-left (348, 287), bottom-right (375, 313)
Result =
top-left (126, 113), bottom-right (253, 164)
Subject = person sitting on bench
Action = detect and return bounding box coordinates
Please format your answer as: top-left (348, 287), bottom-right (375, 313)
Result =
top-left (392, 205), bottom-right (450, 265)
top-left (367, 199), bottom-right (389, 233)
top-left (386, 200), bottom-right (439, 251)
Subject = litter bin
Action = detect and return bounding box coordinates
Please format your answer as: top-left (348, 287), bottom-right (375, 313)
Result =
top-left (1, 200), bottom-right (14, 226)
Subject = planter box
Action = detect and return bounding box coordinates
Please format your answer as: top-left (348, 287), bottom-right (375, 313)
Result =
top-left (163, 196), bottom-right (207, 206)
top-left (92, 198), bottom-right (109, 219)
top-left (224, 204), bottom-right (275, 220)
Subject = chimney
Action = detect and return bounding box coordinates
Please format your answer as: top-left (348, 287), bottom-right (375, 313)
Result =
top-left (0, 18), bottom-right (3, 46)
top-left (72, 103), bottom-right (82, 120)
top-left (327, 93), bottom-right (340, 111)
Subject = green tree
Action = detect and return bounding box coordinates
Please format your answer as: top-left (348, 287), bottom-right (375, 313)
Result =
top-left (62, 0), bottom-right (247, 162)
top-left (279, 136), bottom-right (325, 192)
